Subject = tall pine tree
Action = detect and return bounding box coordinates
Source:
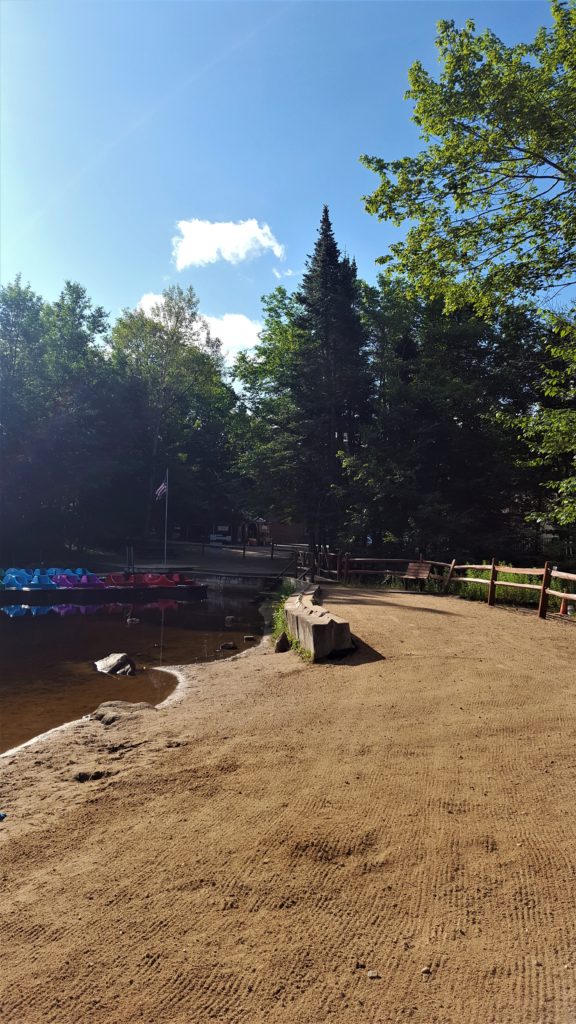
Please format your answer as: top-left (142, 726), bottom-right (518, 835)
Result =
top-left (293, 207), bottom-right (371, 542)
top-left (235, 207), bottom-right (370, 545)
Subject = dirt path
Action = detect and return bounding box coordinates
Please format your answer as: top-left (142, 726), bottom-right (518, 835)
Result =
top-left (1, 589), bottom-right (575, 1023)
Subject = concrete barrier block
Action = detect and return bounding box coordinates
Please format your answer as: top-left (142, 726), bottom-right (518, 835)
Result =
top-left (284, 591), bottom-right (353, 661)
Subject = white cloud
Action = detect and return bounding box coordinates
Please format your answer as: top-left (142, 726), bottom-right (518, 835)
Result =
top-left (172, 218), bottom-right (285, 270)
top-left (273, 266), bottom-right (296, 280)
top-left (204, 313), bottom-right (261, 364)
top-left (137, 294), bottom-right (260, 365)
top-left (138, 292), bottom-right (164, 316)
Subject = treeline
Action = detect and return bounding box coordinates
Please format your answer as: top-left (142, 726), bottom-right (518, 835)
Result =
top-left (2, 4), bottom-right (574, 564)
top-left (0, 279), bottom-right (243, 561)
top-left (236, 209), bottom-right (557, 555)
top-left (0, 208), bottom-right (567, 563)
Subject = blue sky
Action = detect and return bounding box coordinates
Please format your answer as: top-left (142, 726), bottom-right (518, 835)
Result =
top-left (1, 0), bottom-right (552, 361)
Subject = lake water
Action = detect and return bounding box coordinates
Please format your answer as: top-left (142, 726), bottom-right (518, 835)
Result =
top-left (0, 588), bottom-right (265, 754)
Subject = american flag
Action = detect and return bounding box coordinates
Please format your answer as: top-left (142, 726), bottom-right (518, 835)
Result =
top-left (155, 475), bottom-right (168, 500)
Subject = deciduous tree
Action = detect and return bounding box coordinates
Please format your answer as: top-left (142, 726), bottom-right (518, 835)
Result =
top-left (362, 1), bottom-right (576, 524)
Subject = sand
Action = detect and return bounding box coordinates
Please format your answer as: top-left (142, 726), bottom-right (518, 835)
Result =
top-left (1, 587), bottom-right (575, 1024)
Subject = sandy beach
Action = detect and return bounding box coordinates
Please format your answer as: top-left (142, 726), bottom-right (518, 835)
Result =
top-left (2, 587), bottom-right (575, 1023)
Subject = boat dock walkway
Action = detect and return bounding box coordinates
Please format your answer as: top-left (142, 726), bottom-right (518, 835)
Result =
top-left (97, 543), bottom-right (299, 584)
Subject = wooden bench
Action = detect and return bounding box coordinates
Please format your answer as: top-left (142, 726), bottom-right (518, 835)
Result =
top-left (399, 560), bottom-right (434, 589)
top-left (338, 556), bottom-right (447, 588)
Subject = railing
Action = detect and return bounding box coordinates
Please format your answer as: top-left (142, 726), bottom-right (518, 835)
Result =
top-left (296, 550), bottom-right (576, 620)
top-left (298, 548), bottom-right (342, 581)
top-left (445, 559), bottom-right (576, 620)
top-left (339, 556), bottom-right (451, 583)
top-left (279, 549), bottom-right (301, 578)
top-left (297, 551), bottom-right (451, 584)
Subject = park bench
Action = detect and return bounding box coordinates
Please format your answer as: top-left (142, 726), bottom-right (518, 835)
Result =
top-left (398, 560), bottom-right (435, 590)
top-left (366, 560), bottom-right (436, 589)
top-left (334, 555), bottom-right (448, 588)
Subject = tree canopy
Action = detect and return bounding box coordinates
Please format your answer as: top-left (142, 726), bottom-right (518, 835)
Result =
top-left (361, 0), bottom-right (576, 317)
top-left (361, 0), bottom-right (576, 526)
top-left (2, 198), bottom-right (567, 562)
top-left (0, 280), bottom-right (241, 560)
top-left (235, 207), bottom-right (371, 545)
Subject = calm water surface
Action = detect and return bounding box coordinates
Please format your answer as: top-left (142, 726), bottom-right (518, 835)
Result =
top-left (0, 588), bottom-right (264, 753)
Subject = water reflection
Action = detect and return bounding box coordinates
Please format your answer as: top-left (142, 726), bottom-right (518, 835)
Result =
top-left (0, 590), bottom-right (264, 754)
top-left (0, 598), bottom-right (181, 618)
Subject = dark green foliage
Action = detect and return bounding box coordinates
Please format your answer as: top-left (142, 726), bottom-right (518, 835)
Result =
top-left (521, 313), bottom-right (576, 526)
top-left (109, 286), bottom-right (240, 537)
top-left (235, 207), bottom-right (371, 545)
top-left (236, 212), bottom-right (554, 557)
top-left (0, 204), bottom-right (565, 563)
top-left (0, 278), bottom-right (115, 556)
top-left (342, 277), bottom-right (546, 555)
top-left (0, 279), bottom-right (242, 561)
top-left (361, 1), bottom-right (576, 525)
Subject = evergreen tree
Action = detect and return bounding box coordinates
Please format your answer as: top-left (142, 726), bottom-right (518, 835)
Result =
top-left (343, 276), bottom-right (547, 555)
top-left (235, 207), bottom-right (371, 545)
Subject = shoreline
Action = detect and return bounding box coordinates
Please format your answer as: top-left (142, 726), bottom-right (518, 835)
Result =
top-left (0, 589), bottom-right (272, 763)
top-left (0, 635), bottom-right (272, 763)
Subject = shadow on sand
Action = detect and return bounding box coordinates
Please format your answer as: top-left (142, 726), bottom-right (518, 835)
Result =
top-left (322, 589), bottom-right (460, 616)
top-left (321, 635), bottom-right (385, 666)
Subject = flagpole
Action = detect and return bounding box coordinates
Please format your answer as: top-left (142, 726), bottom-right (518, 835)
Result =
top-left (163, 469), bottom-right (169, 570)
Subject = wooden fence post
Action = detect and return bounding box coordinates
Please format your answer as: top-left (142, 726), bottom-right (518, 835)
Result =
top-left (343, 552), bottom-right (349, 584)
top-left (538, 561), bottom-right (552, 620)
top-left (336, 551), bottom-right (342, 582)
top-left (487, 559), bottom-right (497, 606)
top-left (444, 558), bottom-right (456, 593)
top-left (270, 541), bottom-right (274, 561)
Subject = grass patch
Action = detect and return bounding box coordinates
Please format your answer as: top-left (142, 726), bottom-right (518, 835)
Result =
top-left (271, 583), bottom-right (313, 661)
top-left (342, 577), bottom-right (445, 597)
top-left (272, 599), bottom-right (289, 639)
top-left (458, 565), bottom-right (565, 611)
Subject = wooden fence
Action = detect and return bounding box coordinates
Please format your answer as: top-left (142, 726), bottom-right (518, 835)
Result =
top-left (298, 551), bottom-right (452, 585)
top-left (445, 559), bottom-right (576, 620)
top-left (296, 550), bottom-right (576, 620)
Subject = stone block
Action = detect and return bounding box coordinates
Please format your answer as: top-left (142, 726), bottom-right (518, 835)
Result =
top-left (284, 591), bottom-right (353, 661)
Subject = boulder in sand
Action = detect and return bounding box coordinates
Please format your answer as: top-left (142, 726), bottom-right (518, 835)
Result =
top-left (274, 631), bottom-right (291, 653)
top-left (94, 653), bottom-right (136, 676)
top-left (91, 700), bottom-right (156, 726)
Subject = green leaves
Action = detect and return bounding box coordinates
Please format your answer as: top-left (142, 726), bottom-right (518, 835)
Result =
top-left (0, 277), bottom-right (242, 557)
top-left (342, 277), bottom-right (548, 552)
top-left (362, 0), bottom-right (576, 316)
top-left (109, 284), bottom-right (239, 533)
top-left (362, 1), bottom-right (576, 524)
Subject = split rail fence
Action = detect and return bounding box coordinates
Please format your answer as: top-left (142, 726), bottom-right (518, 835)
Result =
top-left (445, 559), bottom-right (576, 620)
top-left (297, 550), bottom-right (576, 621)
